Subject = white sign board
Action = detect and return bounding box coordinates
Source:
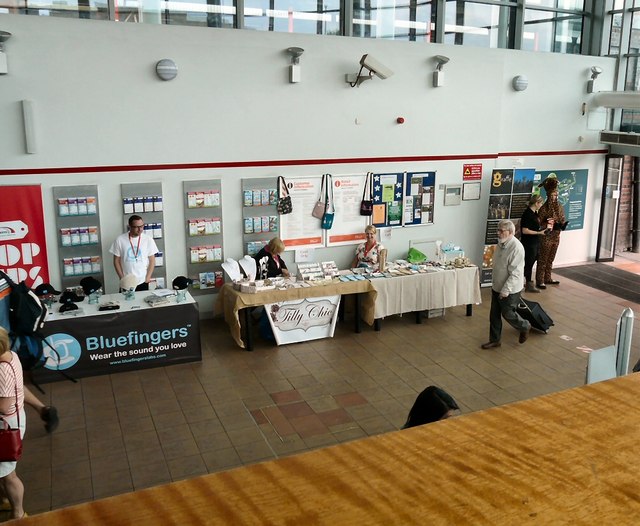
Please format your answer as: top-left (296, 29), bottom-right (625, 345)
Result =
top-left (266, 295), bottom-right (340, 345)
top-left (280, 177), bottom-right (325, 249)
top-left (326, 174), bottom-right (370, 247)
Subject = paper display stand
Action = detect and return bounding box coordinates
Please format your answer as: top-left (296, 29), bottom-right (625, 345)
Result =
top-left (121, 182), bottom-right (166, 289)
top-left (241, 177), bottom-right (279, 257)
top-left (184, 180), bottom-right (224, 295)
top-left (53, 184), bottom-right (105, 292)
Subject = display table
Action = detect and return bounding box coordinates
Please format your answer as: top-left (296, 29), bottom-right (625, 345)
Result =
top-left (34, 291), bottom-right (201, 382)
top-left (215, 281), bottom-right (377, 351)
top-left (370, 266), bottom-right (481, 328)
top-left (20, 373), bottom-right (640, 525)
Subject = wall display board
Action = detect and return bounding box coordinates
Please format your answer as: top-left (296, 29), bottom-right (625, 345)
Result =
top-left (0, 185), bottom-right (51, 288)
top-left (326, 174), bottom-right (370, 247)
top-left (241, 177), bottom-right (279, 257)
top-left (279, 177), bottom-right (325, 249)
top-left (53, 185), bottom-right (104, 292)
top-left (403, 171), bottom-right (436, 226)
top-left (372, 172), bottom-right (405, 228)
top-left (184, 180), bottom-right (224, 295)
top-left (481, 168), bottom-right (535, 285)
top-left (480, 167), bottom-right (588, 285)
top-left (536, 169), bottom-right (588, 231)
top-left (120, 182), bottom-right (166, 288)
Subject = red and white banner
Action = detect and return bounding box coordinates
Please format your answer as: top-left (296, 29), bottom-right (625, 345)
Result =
top-left (0, 185), bottom-right (50, 287)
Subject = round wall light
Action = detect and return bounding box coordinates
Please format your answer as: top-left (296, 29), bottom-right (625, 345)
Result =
top-left (156, 59), bottom-right (178, 81)
top-left (512, 75), bottom-right (528, 92)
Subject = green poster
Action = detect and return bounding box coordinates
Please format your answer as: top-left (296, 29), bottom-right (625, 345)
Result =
top-left (388, 202), bottom-right (402, 225)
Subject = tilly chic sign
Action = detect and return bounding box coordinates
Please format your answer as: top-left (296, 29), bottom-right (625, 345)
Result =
top-left (266, 296), bottom-right (341, 345)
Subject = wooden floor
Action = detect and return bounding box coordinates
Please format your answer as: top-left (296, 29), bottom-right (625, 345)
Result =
top-left (19, 373), bottom-right (640, 525)
top-left (7, 253), bottom-right (640, 518)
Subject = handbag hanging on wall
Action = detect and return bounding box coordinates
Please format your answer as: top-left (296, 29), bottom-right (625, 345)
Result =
top-left (0, 362), bottom-right (22, 462)
top-left (321, 174), bottom-right (335, 230)
top-left (311, 174), bottom-right (327, 219)
top-left (276, 176), bottom-right (293, 215)
top-left (360, 172), bottom-right (373, 216)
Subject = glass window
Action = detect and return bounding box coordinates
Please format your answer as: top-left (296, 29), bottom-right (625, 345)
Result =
top-left (621, 56), bottom-right (640, 129)
top-left (522, 9), bottom-right (583, 53)
top-left (112, 0), bottom-right (234, 25)
top-left (244, 0), bottom-right (340, 34)
top-left (525, 0), bottom-right (583, 9)
top-left (443, 1), bottom-right (515, 49)
top-left (609, 12), bottom-right (622, 54)
top-left (0, 0), bottom-right (109, 19)
top-left (352, 0), bottom-right (435, 41)
top-left (630, 10), bottom-right (640, 53)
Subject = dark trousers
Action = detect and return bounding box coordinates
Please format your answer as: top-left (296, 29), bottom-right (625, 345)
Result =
top-left (522, 243), bottom-right (539, 283)
top-left (489, 290), bottom-right (530, 343)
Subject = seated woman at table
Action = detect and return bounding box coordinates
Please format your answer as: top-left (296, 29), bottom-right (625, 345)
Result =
top-left (254, 237), bottom-right (290, 279)
top-left (402, 386), bottom-right (459, 429)
top-left (351, 225), bottom-right (384, 271)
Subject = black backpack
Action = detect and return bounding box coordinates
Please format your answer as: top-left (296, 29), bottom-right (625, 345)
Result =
top-left (0, 271), bottom-right (76, 385)
top-left (9, 281), bottom-right (47, 336)
top-left (0, 270), bottom-right (47, 369)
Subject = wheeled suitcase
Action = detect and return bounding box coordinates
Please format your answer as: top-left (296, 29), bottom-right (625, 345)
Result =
top-left (517, 298), bottom-right (554, 333)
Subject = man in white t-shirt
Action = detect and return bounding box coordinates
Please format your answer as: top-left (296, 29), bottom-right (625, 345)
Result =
top-left (109, 215), bottom-right (159, 291)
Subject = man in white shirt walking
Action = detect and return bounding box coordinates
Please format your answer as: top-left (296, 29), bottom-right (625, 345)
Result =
top-left (481, 219), bottom-right (531, 349)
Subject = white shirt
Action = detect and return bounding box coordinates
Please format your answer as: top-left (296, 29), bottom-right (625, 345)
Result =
top-left (109, 232), bottom-right (159, 285)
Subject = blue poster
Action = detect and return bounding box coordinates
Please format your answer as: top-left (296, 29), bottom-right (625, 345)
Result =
top-left (535, 169), bottom-right (588, 231)
top-left (372, 172), bottom-right (405, 228)
top-left (404, 171), bottom-right (436, 226)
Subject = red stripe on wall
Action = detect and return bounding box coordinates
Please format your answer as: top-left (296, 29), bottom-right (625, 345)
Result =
top-left (0, 150), bottom-right (608, 176)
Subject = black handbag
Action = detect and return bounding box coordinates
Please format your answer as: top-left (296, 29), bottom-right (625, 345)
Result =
top-left (360, 172), bottom-right (373, 216)
top-left (0, 362), bottom-right (22, 462)
top-left (276, 176), bottom-right (292, 215)
top-left (321, 174), bottom-right (335, 230)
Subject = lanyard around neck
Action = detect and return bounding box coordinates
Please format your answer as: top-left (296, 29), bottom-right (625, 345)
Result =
top-left (129, 234), bottom-right (142, 261)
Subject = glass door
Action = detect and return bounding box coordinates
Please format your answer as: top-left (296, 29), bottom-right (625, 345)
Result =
top-left (595, 155), bottom-right (624, 262)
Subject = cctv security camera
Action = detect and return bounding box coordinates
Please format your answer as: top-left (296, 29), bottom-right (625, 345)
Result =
top-left (286, 47), bottom-right (304, 65)
top-left (434, 55), bottom-right (449, 71)
top-left (359, 54), bottom-right (394, 80)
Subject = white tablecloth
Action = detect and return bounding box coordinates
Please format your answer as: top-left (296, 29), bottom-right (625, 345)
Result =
top-left (369, 266), bottom-right (481, 319)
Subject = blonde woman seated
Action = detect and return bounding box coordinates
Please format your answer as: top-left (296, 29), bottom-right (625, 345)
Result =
top-left (253, 237), bottom-right (290, 279)
top-left (351, 225), bottom-right (384, 271)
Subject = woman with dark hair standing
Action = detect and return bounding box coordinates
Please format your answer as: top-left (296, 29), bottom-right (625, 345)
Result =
top-left (0, 327), bottom-right (26, 520)
top-left (520, 193), bottom-right (547, 293)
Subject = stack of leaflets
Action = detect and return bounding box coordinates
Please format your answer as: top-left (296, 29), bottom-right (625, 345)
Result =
top-left (144, 295), bottom-right (171, 307)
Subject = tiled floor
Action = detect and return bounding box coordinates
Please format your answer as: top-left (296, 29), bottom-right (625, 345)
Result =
top-left (11, 253), bottom-right (640, 517)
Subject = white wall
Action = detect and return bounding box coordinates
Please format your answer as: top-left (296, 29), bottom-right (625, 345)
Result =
top-left (0, 14), bottom-right (616, 315)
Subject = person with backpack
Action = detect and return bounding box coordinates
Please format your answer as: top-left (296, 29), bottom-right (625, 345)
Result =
top-left (0, 274), bottom-right (59, 434)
